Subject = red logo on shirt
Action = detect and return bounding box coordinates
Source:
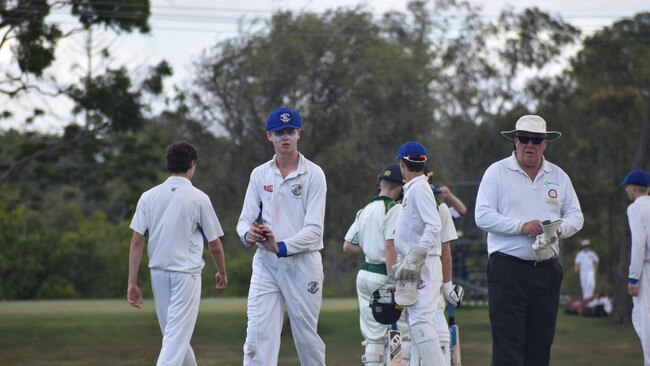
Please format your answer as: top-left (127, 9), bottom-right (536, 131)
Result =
top-left (264, 185), bottom-right (273, 192)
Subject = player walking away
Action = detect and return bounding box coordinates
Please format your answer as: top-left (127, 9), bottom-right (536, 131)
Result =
top-left (391, 141), bottom-right (446, 365)
top-left (621, 169), bottom-right (650, 366)
top-left (342, 163), bottom-right (411, 365)
top-left (237, 107), bottom-right (327, 366)
top-left (574, 239), bottom-right (599, 299)
top-left (127, 141), bottom-right (228, 366)
top-left (475, 115), bottom-right (584, 366)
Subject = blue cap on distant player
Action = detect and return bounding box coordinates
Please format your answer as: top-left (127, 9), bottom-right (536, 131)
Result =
top-left (620, 169), bottom-right (650, 187)
top-left (395, 141), bottom-right (428, 162)
top-left (266, 107), bottom-right (302, 132)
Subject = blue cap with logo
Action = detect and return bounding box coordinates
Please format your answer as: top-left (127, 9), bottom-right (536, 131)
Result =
top-left (395, 141), bottom-right (428, 162)
top-left (378, 164), bottom-right (403, 184)
top-left (266, 107), bottom-right (302, 132)
top-left (620, 169), bottom-right (650, 187)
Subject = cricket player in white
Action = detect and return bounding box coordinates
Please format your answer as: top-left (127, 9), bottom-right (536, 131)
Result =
top-left (392, 141), bottom-right (446, 366)
top-left (127, 142), bottom-right (228, 366)
top-left (343, 163), bottom-right (411, 365)
top-left (237, 107), bottom-right (327, 366)
top-left (574, 239), bottom-right (599, 299)
top-left (434, 201), bottom-right (464, 365)
top-left (621, 169), bottom-right (650, 366)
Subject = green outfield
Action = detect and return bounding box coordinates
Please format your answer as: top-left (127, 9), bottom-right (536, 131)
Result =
top-left (0, 298), bottom-right (643, 365)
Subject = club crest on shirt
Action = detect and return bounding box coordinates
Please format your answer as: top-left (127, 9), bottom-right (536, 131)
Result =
top-left (307, 281), bottom-right (319, 294)
top-left (264, 185), bottom-right (273, 192)
top-left (548, 189), bottom-right (558, 199)
top-left (417, 279), bottom-right (425, 289)
top-left (291, 184), bottom-right (302, 197)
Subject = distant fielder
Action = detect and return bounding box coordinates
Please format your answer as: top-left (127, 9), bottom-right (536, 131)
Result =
top-left (127, 141), bottom-right (228, 366)
top-left (574, 239), bottom-right (599, 299)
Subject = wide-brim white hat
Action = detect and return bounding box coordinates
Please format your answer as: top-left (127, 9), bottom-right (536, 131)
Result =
top-left (501, 115), bottom-right (562, 141)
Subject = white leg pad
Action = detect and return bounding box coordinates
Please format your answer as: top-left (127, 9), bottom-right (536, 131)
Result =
top-left (362, 339), bottom-right (385, 365)
top-left (401, 336), bottom-right (411, 365)
top-left (410, 323), bottom-right (446, 366)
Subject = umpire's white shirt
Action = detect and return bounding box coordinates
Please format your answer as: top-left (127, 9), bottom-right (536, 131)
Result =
top-left (475, 152), bottom-right (584, 260)
top-left (236, 153), bottom-right (326, 254)
top-left (130, 176), bottom-right (224, 273)
top-left (344, 196), bottom-right (401, 264)
top-left (394, 174), bottom-right (442, 256)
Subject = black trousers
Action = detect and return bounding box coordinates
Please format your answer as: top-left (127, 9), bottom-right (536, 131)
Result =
top-left (487, 253), bottom-right (563, 366)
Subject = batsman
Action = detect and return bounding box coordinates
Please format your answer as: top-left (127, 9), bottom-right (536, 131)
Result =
top-left (392, 141), bottom-right (447, 365)
top-left (343, 163), bottom-right (411, 365)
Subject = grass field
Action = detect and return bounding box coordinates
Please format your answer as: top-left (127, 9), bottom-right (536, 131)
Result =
top-left (0, 298), bottom-right (643, 365)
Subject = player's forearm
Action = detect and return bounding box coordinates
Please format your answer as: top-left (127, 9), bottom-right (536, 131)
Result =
top-left (208, 239), bottom-right (227, 276)
top-left (441, 243), bottom-right (452, 283)
top-left (343, 241), bottom-right (362, 254)
top-left (128, 232), bottom-right (145, 286)
top-left (444, 194), bottom-right (467, 215)
top-left (385, 239), bottom-right (398, 273)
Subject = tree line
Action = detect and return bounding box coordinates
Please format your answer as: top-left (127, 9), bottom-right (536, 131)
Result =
top-left (1, 1), bottom-right (648, 323)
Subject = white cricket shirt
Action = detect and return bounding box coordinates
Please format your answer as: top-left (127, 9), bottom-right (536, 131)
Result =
top-left (628, 195), bottom-right (650, 281)
top-left (439, 202), bottom-right (459, 243)
top-left (236, 153), bottom-right (327, 255)
top-left (575, 249), bottom-right (599, 274)
top-left (394, 174), bottom-right (442, 256)
top-left (475, 152), bottom-right (584, 260)
top-left (130, 176), bottom-right (224, 273)
top-left (344, 196), bottom-right (401, 264)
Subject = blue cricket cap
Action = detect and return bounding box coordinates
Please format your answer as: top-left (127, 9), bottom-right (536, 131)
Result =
top-left (265, 107), bottom-right (302, 132)
top-left (620, 169), bottom-right (650, 187)
top-left (378, 164), bottom-right (403, 184)
top-left (395, 141), bottom-right (428, 162)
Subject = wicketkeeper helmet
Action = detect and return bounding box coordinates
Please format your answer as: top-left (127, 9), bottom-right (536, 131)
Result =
top-left (369, 289), bottom-right (403, 325)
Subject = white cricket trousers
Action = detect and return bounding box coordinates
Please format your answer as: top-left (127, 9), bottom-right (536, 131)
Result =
top-left (243, 249), bottom-right (325, 366)
top-left (632, 263), bottom-right (650, 366)
top-left (356, 270), bottom-right (411, 364)
top-left (151, 269), bottom-right (202, 366)
top-left (579, 270), bottom-right (596, 298)
top-left (406, 255), bottom-right (445, 366)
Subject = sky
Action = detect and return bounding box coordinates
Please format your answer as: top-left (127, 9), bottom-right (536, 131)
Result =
top-left (1, 0), bottom-right (649, 133)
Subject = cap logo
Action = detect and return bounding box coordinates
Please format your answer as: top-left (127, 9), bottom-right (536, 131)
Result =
top-left (280, 113), bottom-right (291, 123)
top-left (383, 170), bottom-right (392, 177)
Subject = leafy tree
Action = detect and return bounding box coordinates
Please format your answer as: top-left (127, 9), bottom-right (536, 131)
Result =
top-left (188, 0), bottom-right (579, 295)
top-left (533, 12), bottom-right (650, 323)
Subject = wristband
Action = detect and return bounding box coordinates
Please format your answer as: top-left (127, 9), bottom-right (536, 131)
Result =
top-left (277, 241), bottom-right (288, 258)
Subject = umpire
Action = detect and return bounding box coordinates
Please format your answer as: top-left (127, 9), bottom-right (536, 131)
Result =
top-left (475, 115), bottom-right (584, 365)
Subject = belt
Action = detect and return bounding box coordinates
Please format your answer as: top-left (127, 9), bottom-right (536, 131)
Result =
top-left (490, 252), bottom-right (558, 267)
top-left (361, 262), bottom-right (388, 275)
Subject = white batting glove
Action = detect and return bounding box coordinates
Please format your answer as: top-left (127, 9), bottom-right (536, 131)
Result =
top-left (443, 281), bottom-right (464, 307)
top-left (394, 246), bottom-right (427, 281)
